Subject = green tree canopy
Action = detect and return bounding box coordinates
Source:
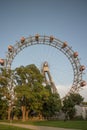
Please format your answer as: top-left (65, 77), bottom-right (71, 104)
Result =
top-left (0, 68), bottom-right (10, 119)
top-left (0, 64), bottom-right (61, 120)
top-left (62, 93), bottom-right (84, 120)
top-left (14, 64), bottom-right (61, 120)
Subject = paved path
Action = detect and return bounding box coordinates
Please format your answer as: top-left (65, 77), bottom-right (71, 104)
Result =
top-left (0, 122), bottom-right (79, 130)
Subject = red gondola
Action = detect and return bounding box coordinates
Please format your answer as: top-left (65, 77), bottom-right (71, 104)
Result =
top-left (80, 81), bottom-right (86, 87)
top-left (8, 45), bottom-right (13, 52)
top-left (73, 52), bottom-right (78, 58)
top-left (20, 37), bottom-right (25, 43)
top-left (62, 41), bottom-right (67, 48)
top-left (35, 34), bottom-right (39, 41)
top-left (79, 65), bottom-right (85, 71)
top-left (50, 36), bottom-right (54, 42)
top-left (0, 59), bottom-right (4, 66)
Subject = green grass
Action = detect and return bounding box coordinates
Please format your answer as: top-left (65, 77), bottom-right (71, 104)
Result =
top-left (0, 124), bottom-right (31, 130)
top-left (0, 120), bottom-right (87, 130)
top-left (32, 120), bottom-right (87, 130)
top-left (26, 120), bottom-right (87, 130)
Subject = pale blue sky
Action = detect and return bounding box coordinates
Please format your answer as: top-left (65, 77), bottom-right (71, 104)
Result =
top-left (0, 0), bottom-right (87, 99)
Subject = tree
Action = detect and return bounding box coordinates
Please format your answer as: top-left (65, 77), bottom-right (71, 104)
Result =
top-left (14, 64), bottom-right (47, 121)
top-left (0, 68), bottom-right (11, 120)
top-left (62, 93), bottom-right (84, 120)
top-left (14, 64), bottom-right (61, 121)
top-left (0, 65), bottom-right (62, 120)
top-left (69, 93), bottom-right (84, 105)
top-left (42, 92), bottom-right (61, 118)
top-left (0, 93), bottom-right (8, 119)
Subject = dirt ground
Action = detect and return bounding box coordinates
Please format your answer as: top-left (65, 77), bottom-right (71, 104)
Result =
top-left (0, 122), bottom-right (79, 130)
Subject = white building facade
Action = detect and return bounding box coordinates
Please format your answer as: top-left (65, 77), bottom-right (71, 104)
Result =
top-left (75, 105), bottom-right (87, 119)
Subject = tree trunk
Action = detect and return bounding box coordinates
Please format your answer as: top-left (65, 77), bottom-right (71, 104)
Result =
top-left (21, 106), bottom-right (26, 121)
top-left (8, 106), bottom-right (11, 120)
top-left (39, 113), bottom-right (43, 120)
top-left (25, 110), bottom-right (30, 120)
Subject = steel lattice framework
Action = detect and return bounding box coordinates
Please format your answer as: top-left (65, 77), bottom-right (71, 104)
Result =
top-left (0, 34), bottom-right (86, 96)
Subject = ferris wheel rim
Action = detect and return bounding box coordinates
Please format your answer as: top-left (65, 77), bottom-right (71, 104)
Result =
top-left (2, 34), bottom-right (86, 95)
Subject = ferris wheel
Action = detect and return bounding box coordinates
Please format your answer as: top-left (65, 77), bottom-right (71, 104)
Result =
top-left (0, 34), bottom-right (86, 97)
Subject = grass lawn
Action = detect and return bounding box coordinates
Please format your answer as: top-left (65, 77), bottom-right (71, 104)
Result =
top-left (32, 120), bottom-right (87, 130)
top-left (0, 120), bottom-right (87, 130)
top-left (26, 120), bottom-right (87, 130)
top-left (0, 124), bottom-right (31, 130)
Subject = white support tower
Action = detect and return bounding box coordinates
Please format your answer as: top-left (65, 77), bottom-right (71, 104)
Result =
top-left (42, 61), bottom-right (57, 93)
